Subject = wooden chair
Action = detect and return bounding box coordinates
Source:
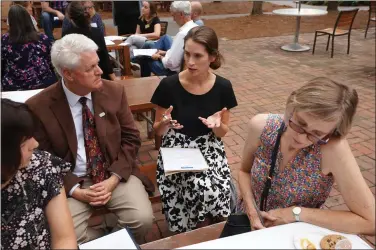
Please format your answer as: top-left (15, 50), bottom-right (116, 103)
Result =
top-left (312, 9), bottom-right (358, 58)
top-left (365, 1), bottom-right (376, 38)
top-left (160, 21), bottom-right (168, 37)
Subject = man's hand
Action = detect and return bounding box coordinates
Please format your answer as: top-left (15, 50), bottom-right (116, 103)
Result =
top-left (56, 11), bottom-right (65, 20)
top-left (151, 53), bottom-right (162, 61)
top-left (88, 175), bottom-right (120, 205)
top-left (72, 186), bottom-right (111, 206)
top-left (71, 176), bottom-right (120, 206)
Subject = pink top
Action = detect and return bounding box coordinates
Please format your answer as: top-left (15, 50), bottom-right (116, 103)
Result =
top-left (251, 114), bottom-right (334, 211)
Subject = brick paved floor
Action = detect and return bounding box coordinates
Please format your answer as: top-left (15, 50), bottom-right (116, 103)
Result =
top-left (136, 29), bottom-right (376, 247)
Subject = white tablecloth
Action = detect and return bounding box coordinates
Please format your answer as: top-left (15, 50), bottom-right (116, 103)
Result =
top-left (1, 89), bottom-right (43, 103)
top-left (179, 222), bottom-right (371, 249)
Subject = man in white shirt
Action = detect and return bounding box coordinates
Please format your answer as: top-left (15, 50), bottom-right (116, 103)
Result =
top-left (26, 34), bottom-right (154, 245)
top-left (139, 1), bottom-right (198, 77)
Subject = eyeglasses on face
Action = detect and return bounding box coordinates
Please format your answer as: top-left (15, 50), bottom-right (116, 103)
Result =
top-left (288, 118), bottom-right (330, 145)
top-left (84, 6), bottom-right (94, 10)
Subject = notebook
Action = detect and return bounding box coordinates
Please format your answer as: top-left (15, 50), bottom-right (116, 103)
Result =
top-left (160, 147), bottom-right (209, 176)
top-left (133, 49), bottom-right (158, 57)
top-left (79, 228), bottom-right (140, 249)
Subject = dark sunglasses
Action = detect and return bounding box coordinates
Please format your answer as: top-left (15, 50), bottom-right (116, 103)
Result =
top-left (288, 119), bottom-right (330, 145)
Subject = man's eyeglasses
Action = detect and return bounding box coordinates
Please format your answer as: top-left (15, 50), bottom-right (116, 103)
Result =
top-left (288, 118), bottom-right (330, 145)
top-left (84, 6), bottom-right (94, 10)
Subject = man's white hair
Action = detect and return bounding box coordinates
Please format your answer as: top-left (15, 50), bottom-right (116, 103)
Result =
top-left (171, 1), bottom-right (191, 16)
top-left (51, 34), bottom-right (98, 76)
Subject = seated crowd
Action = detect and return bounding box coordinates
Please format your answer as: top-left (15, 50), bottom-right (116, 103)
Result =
top-left (1, 1), bottom-right (375, 249)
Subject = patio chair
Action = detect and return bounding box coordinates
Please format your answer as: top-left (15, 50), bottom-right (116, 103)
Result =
top-left (160, 21), bottom-right (168, 37)
top-left (312, 9), bottom-right (358, 58)
top-left (365, 1), bottom-right (376, 38)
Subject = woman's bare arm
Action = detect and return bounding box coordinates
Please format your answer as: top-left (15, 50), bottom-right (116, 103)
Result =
top-left (45, 188), bottom-right (77, 249)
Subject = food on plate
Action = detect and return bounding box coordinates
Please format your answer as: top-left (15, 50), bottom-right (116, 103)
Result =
top-left (334, 239), bottom-right (352, 249)
top-left (300, 238), bottom-right (316, 249)
top-left (320, 234), bottom-right (352, 249)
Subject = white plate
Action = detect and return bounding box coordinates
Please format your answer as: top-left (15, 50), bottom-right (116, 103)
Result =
top-left (293, 231), bottom-right (354, 249)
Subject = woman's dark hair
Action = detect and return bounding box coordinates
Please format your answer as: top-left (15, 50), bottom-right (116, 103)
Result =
top-left (184, 26), bottom-right (224, 70)
top-left (67, 1), bottom-right (90, 30)
top-left (141, 1), bottom-right (158, 22)
top-left (1, 99), bottom-right (37, 183)
top-left (8, 4), bottom-right (39, 44)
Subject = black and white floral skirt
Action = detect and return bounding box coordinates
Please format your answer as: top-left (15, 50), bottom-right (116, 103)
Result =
top-left (156, 129), bottom-right (232, 232)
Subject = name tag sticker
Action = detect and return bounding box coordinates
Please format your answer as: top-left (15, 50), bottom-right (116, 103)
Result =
top-left (91, 22), bottom-right (98, 28)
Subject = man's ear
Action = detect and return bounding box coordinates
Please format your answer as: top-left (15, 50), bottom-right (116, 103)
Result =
top-left (62, 68), bottom-right (74, 81)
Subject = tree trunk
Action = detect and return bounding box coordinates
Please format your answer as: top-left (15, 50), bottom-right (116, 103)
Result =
top-left (251, 1), bottom-right (263, 15)
top-left (327, 1), bottom-right (339, 12)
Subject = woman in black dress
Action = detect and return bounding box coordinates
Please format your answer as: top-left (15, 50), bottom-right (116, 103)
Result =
top-left (62, 1), bottom-right (116, 81)
top-left (151, 26), bottom-right (238, 232)
top-left (1, 99), bottom-right (77, 249)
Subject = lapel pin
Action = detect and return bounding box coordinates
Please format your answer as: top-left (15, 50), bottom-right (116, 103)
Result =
top-left (99, 112), bottom-right (105, 117)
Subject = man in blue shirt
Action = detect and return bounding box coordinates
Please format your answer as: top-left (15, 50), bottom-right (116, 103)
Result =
top-left (191, 1), bottom-right (204, 26)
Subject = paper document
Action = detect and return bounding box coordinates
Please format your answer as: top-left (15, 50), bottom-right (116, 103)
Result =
top-left (79, 229), bottom-right (138, 249)
top-left (160, 147), bottom-right (209, 176)
top-left (105, 36), bottom-right (127, 41)
top-left (105, 40), bottom-right (115, 46)
top-left (133, 49), bottom-right (157, 57)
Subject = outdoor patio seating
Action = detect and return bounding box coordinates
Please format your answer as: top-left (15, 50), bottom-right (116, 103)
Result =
top-left (312, 9), bottom-right (359, 58)
top-left (365, 1), bottom-right (376, 38)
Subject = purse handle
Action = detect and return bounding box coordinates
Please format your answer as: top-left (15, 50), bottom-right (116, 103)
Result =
top-left (259, 122), bottom-right (285, 211)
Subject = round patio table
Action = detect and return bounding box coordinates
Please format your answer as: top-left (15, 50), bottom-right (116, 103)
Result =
top-left (272, 8), bottom-right (328, 52)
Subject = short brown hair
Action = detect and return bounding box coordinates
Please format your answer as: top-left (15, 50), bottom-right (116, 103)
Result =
top-left (184, 26), bottom-right (223, 70)
top-left (285, 77), bottom-right (358, 138)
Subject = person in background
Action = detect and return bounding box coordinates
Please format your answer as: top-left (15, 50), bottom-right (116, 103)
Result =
top-left (139, 1), bottom-right (198, 77)
top-left (62, 1), bottom-right (106, 36)
top-left (191, 1), bottom-right (204, 26)
top-left (1, 5), bottom-right (57, 91)
top-left (63, 2), bottom-right (116, 81)
top-left (238, 77), bottom-right (375, 235)
top-left (41, 1), bottom-right (68, 42)
top-left (1, 99), bottom-right (77, 249)
top-left (125, 1), bottom-right (161, 52)
top-left (9, 1), bottom-right (38, 31)
top-left (151, 26), bottom-right (237, 232)
top-left (26, 33), bottom-right (154, 245)
top-left (113, 1), bottom-right (141, 35)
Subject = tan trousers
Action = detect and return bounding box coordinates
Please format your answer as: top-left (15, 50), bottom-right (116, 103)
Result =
top-left (68, 175), bottom-right (154, 245)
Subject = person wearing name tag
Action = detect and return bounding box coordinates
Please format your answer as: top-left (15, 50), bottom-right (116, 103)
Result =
top-left (151, 26), bottom-right (238, 233)
top-left (238, 78), bottom-right (375, 235)
top-left (26, 34), bottom-right (154, 245)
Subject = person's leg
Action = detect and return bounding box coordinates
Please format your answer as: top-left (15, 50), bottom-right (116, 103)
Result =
top-left (106, 175), bottom-right (154, 244)
top-left (150, 60), bottom-right (170, 76)
top-left (142, 40), bottom-right (156, 49)
top-left (157, 35), bottom-right (173, 51)
top-left (67, 198), bottom-right (104, 244)
top-left (139, 57), bottom-right (153, 77)
top-left (41, 12), bottom-right (55, 41)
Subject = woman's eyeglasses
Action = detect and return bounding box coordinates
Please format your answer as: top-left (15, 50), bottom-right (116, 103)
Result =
top-left (288, 119), bottom-right (330, 145)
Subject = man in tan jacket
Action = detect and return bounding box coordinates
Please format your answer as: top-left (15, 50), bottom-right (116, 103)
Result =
top-left (26, 34), bottom-right (154, 245)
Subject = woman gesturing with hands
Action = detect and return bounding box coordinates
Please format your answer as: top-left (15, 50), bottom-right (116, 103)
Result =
top-left (154, 105), bottom-right (184, 136)
top-left (151, 26), bottom-right (237, 233)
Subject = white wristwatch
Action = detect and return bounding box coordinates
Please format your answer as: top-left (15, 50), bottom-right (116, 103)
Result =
top-left (292, 207), bottom-right (302, 222)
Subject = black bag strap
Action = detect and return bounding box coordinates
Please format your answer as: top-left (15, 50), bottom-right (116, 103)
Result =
top-left (259, 122), bottom-right (285, 211)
